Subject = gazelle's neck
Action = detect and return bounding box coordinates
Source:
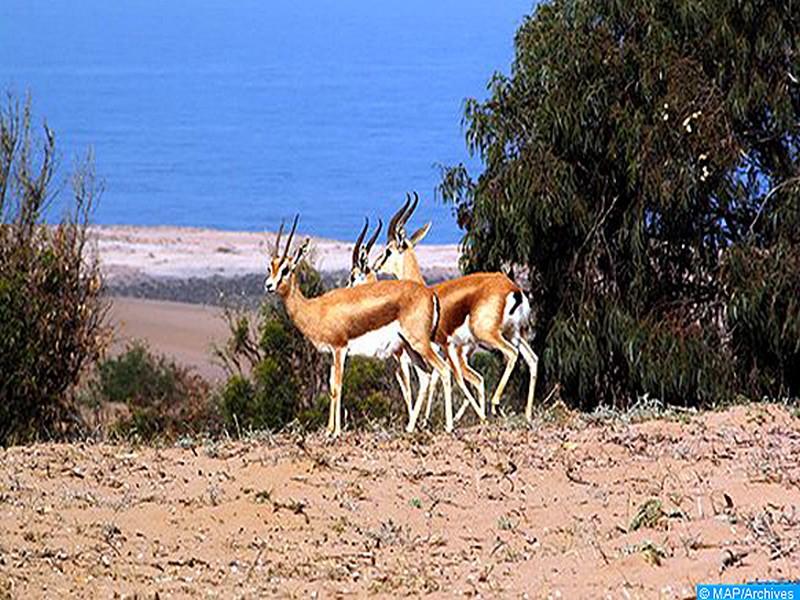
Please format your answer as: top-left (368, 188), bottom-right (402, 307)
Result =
top-left (403, 250), bottom-right (426, 284)
top-left (279, 274), bottom-right (315, 338)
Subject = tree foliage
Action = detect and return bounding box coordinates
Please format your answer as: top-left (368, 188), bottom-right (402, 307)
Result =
top-left (441, 0), bottom-right (800, 406)
top-left (0, 93), bottom-right (109, 444)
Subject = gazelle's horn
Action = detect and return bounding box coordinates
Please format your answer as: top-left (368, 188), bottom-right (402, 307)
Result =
top-left (274, 221), bottom-right (285, 258)
top-left (281, 214), bottom-right (299, 262)
top-left (387, 194), bottom-right (411, 241)
top-left (352, 217), bottom-right (369, 266)
top-left (401, 191), bottom-right (420, 228)
top-left (365, 218), bottom-right (382, 255)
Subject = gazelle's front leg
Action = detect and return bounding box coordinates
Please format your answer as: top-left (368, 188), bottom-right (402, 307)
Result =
top-left (458, 346), bottom-right (486, 418)
top-left (329, 347), bottom-right (347, 437)
top-left (395, 352), bottom-right (413, 418)
top-left (489, 338), bottom-right (518, 414)
top-left (327, 354), bottom-right (337, 434)
top-left (406, 366), bottom-right (431, 432)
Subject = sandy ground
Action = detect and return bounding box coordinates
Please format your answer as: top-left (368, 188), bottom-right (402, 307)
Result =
top-left (0, 404), bottom-right (798, 598)
top-left (108, 298), bottom-right (230, 382)
top-left (92, 225), bottom-right (460, 282)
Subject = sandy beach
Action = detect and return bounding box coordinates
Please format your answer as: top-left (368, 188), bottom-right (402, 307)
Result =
top-left (94, 225), bottom-right (461, 283)
top-left (108, 298), bottom-right (230, 381)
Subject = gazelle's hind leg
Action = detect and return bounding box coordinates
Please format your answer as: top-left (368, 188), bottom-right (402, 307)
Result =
top-left (406, 365), bottom-right (438, 433)
top-left (454, 346), bottom-right (486, 422)
top-left (422, 368), bottom-right (439, 427)
top-left (517, 337), bottom-right (539, 421)
top-left (472, 327), bottom-right (518, 415)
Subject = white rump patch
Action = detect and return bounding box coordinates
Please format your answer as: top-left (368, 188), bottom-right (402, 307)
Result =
top-left (503, 292), bottom-right (531, 336)
top-left (347, 321), bottom-right (403, 359)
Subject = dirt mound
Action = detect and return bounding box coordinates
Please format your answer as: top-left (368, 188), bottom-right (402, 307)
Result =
top-left (1, 404), bottom-right (798, 597)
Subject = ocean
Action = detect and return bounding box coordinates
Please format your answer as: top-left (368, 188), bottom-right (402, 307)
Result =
top-left (0, 0), bottom-right (532, 243)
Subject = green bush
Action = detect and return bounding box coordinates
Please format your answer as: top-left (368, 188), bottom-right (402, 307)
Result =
top-left (82, 343), bottom-right (219, 441)
top-left (219, 358), bottom-right (296, 432)
top-left (296, 395), bottom-right (330, 431)
top-left (725, 243), bottom-right (800, 398)
top-left (342, 356), bottom-right (399, 427)
top-left (0, 93), bottom-right (108, 445)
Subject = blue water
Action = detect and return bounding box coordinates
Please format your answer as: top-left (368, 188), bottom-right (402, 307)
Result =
top-left (0, 0), bottom-right (532, 243)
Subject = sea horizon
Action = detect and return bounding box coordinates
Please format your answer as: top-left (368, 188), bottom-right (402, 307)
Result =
top-left (0, 0), bottom-right (533, 244)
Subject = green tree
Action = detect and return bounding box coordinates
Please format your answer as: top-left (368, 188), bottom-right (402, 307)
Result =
top-left (441, 1), bottom-right (800, 407)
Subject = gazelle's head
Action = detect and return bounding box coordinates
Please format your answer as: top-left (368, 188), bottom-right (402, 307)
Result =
top-left (373, 191), bottom-right (431, 279)
top-left (348, 217), bottom-right (382, 287)
top-left (264, 214), bottom-right (310, 294)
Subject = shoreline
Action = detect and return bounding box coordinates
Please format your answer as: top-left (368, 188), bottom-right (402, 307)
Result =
top-left (94, 224), bottom-right (461, 284)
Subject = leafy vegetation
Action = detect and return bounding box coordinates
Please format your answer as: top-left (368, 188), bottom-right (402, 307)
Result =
top-left (441, 0), bottom-right (800, 408)
top-left (0, 93), bottom-right (108, 444)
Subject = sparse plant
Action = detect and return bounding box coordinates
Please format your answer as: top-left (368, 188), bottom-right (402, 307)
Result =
top-left (0, 92), bottom-right (109, 445)
top-left (497, 515), bottom-right (515, 531)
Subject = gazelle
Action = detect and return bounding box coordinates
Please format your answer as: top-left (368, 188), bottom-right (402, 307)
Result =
top-left (372, 193), bottom-right (539, 423)
top-left (263, 215), bottom-right (454, 436)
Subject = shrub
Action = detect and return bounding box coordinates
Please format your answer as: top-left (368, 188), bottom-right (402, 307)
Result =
top-left (725, 243), bottom-right (800, 398)
top-left (219, 358), bottom-right (297, 432)
top-left (81, 342), bottom-right (219, 440)
top-left (0, 93), bottom-right (108, 445)
top-left (342, 356), bottom-right (399, 427)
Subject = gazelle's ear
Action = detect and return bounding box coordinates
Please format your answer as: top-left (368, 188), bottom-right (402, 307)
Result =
top-left (293, 238), bottom-right (311, 264)
top-left (409, 222), bottom-right (431, 247)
